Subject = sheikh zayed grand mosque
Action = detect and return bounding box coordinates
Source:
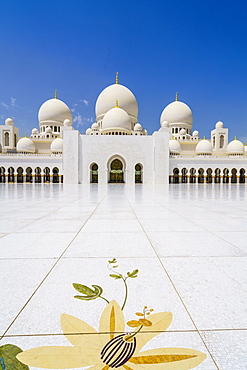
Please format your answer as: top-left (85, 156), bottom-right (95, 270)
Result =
top-left (0, 74), bottom-right (246, 185)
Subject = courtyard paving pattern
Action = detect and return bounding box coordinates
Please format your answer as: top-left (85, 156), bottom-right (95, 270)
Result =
top-left (0, 183), bottom-right (247, 370)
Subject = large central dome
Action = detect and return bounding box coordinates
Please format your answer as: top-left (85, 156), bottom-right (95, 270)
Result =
top-left (95, 83), bottom-right (138, 121)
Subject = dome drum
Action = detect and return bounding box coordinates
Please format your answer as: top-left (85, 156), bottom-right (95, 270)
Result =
top-left (101, 127), bottom-right (132, 135)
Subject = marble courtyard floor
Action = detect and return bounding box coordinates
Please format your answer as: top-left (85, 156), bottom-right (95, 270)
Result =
top-left (0, 183), bottom-right (246, 370)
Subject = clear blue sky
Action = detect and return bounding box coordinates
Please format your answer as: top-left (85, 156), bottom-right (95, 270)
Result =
top-left (0, 0), bottom-right (246, 141)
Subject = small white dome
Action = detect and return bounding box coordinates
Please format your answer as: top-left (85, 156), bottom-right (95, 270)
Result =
top-left (143, 129), bottom-right (148, 135)
top-left (45, 126), bottom-right (52, 133)
top-left (32, 128), bottom-right (39, 134)
top-left (38, 98), bottom-right (72, 124)
top-left (192, 130), bottom-right (199, 136)
top-left (162, 120), bottom-right (169, 128)
top-left (86, 128), bottom-right (92, 135)
top-left (134, 123), bottom-right (142, 131)
top-left (169, 139), bottom-right (181, 154)
top-left (215, 121), bottom-right (224, 129)
top-left (102, 106), bottom-right (131, 131)
top-left (51, 138), bottom-right (63, 153)
top-left (17, 138), bottom-right (35, 153)
top-left (227, 139), bottom-right (244, 154)
top-left (64, 118), bottom-right (72, 126)
top-left (196, 139), bottom-right (212, 154)
top-left (160, 101), bottom-right (193, 126)
top-left (180, 128), bottom-right (186, 135)
top-left (96, 83), bottom-right (138, 120)
top-left (91, 122), bottom-right (99, 130)
top-left (5, 117), bottom-right (14, 126)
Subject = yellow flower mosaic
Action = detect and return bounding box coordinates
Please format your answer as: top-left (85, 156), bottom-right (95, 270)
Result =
top-left (17, 300), bottom-right (206, 370)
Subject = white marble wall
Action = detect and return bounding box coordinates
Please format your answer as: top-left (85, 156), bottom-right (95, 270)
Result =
top-left (79, 134), bottom-right (156, 184)
top-left (63, 130), bottom-right (79, 184)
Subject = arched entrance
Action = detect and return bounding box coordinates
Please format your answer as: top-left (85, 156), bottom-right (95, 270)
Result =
top-left (135, 163), bottom-right (142, 183)
top-left (109, 159), bottom-right (124, 183)
top-left (0, 167), bottom-right (5, 183)
top-left (181, 168), bottom-right (188, 183)
top-left (35, 167), bottom-right (42, 183)
top-left (53, 167), bottom-right (59, 183)
top-left (240, 168), bottom-right (245, 183)
top-left (223, 168), bottom-right (229, 183)
top-left (173, 168), bottom-right (179, 183)
top-left (17, 167), bottom-right (24, 183)
top-left (8, 167), bottom-right (15, 183)
top-left (198, 168), bottom-right (204, 183)
top-left (206, 168), bottom-right (212, 183)
top-left (44, 167), bottom-right (50, 183)
top-left (91, 163), bottom-right (98, 183)
top-left (190, 168), bottom-right (196, 183)
top-left (231, 168), bottom-right (237, 183)
top-left (26, 167), bottom-right (33, 183)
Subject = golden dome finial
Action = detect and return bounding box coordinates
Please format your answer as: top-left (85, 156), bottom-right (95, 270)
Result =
top-left (54, 89), bottom-right (57, 99)
top-left (234, 136), bottom-right (237, 140)
top-left (115, 72), bottom-right (119, 84)
top-left (175, 92), bottom-right (178, 101)
top-left (115, 100), bottom-right (119, 108)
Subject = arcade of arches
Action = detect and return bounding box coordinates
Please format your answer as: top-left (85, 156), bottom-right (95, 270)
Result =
top-left (0, 167), bottom-right (62, 183)
top-left (170, 167), bottom-right (246, 184)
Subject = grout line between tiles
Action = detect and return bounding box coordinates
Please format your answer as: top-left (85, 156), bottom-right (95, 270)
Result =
top-left (125, 190), bottom-right (221, 370)
top-left (0, 189), bottom-right (108, 340)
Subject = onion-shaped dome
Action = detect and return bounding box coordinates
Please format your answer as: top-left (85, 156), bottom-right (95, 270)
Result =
top-left (17, 138), bottom-right (35, 153)
top-left (86, 128), bottom-right (92, 135)
top-left (96, 83), bottom-right (138, 121)
top-left (64, 118), bottom-right (72, 126)
top-left (38, 98), bottom-right (72, 125)
top-left (227, 139), bottom-right (244, 154)
top-left (91, 122), bottom-right (100, 130)
top-left (196, 139), bottom-right (212, 154)
top-left (5, 117), bottom-right (14, 126)
top-left (134, 123), bottom-right (142, 131)
top-left (192, 130), bottom-right (199, 136)
top-left (169, 139), bottom-right (181, 154)
top-left (45, 126), bottom-right (52, 133)
top-left (51, 138), bottom-right (63, 153)
top-left (160, 101), bottom-right (193, 126)
top-left (180, 128), bottom-right (186, 135)
top-left (102, 106), bottom-right (131, 131)
top-left (32, 128), bottom-right (39, 135)
top-left (215, 121), bottom-right (224, 129)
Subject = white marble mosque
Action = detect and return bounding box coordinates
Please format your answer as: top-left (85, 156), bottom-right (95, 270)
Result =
top-left (0, 75), bottom-right (246, 185)
top-left (1, 76), bottom-right (247, 369)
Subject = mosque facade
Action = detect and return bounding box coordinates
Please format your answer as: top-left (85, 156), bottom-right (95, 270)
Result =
top-left (0, 76), bottom-right (246, 184)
